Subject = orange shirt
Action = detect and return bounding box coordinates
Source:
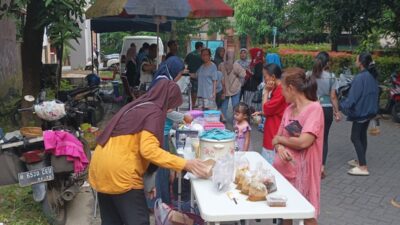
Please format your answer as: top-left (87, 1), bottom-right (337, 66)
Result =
top-left (89, 130), bottom-right (186, 194)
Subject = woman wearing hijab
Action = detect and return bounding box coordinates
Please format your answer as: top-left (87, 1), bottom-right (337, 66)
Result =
top-left (220, 50), bottom-right (246, 120)
top-left (149, 56), bottom-right (193, 206)
top-left (236, 48), bottom-right (251, 71)
top-left (242, 48), bottom-right (264, 112)
top-left (150, 56), bottom-right (185, 88)
top-left (213, 47), bottom-right (225, 68)
top-left (89, 80), bottom-right (207, 225)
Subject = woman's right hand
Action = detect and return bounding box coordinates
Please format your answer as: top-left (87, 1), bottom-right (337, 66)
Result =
top-left (265, 80), bottom-right (275, 91)
top-left (184, 159), bottom-right (209, 178)
top-left (276, 145), bottom-right (293, 162)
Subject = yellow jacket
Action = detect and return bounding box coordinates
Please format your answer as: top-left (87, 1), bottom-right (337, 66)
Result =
top-left (89, 130), bottom-right (186, 194)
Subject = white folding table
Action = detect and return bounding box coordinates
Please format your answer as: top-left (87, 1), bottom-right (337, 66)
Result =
top-left (190, 151), bottom-right (315, 225)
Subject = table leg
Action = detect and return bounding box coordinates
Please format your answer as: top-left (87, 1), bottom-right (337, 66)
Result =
top-left (297, 219), bottom-right (305, 225)
top-left (245, 220), bottom-right (250, 225)
top-left (214, 223), bottom-right (220, 225)
top-left (190, 181), bottom-right (194, 213)
top-left (178, 172), bottom-right (182, 211)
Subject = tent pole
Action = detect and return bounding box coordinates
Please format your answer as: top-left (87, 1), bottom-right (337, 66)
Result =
top-left (90, 26), bottom-right (94, 74)
top-left (156, 18), bottom-right (160, 69)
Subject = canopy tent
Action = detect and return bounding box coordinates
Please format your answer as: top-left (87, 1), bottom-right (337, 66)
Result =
top-left (90, 16), bottom-right (172, 33)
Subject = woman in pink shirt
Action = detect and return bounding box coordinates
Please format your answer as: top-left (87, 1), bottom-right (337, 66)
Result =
top-left (272, 68), bottom-right (324, 225)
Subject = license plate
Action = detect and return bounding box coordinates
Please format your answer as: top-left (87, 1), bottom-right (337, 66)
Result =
top-left (18, 166), bottom-right (54, 187)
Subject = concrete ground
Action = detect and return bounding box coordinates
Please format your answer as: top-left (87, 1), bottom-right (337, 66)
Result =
top-left (65, 102), bottom-right (400, 225)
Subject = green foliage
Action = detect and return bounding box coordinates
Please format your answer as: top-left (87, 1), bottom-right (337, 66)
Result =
top-left (280, 53), bottom-right (399, 82)
top-left (207, 18), bottom-right (231, 36)
top-left (101, 32), bottom-right (134, 54)
top-left (0, 185), bottom-right (47, 225)
top-left (230, 0), bottom-right (286, 44)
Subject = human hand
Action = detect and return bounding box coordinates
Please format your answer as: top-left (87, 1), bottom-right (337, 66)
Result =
top-left (334, 111), bottom-right (342, 122)
top-left (146, 187), bottom-right (157, 199)
top-left (221, 93), bottom-right (225, 100)
top-left (276, 145), bottom-right (293, 162)
top-left (265, 80), bottom-right (275, 91)
top-left (184, 159), bottom-right (209, 178)
top-left (169, 171), bottom-right (176, 183)
top-left (252, 111), bottom-right (262, 116)
top-left (183, 114), bottom-right (193, 124)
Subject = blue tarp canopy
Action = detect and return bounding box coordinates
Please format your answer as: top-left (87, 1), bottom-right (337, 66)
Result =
top-left (90, 16), bottom-right (172, 33)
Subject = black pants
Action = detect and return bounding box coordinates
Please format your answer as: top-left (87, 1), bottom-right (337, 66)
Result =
top-left (350, 120), bottom-right (370, 166)
top-left (98, 189), bottom-right (149, 225)
top-left (322, 107), bottom-right (333, 166)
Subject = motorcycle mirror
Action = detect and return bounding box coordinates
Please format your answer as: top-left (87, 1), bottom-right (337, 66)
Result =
top-left (24, 95), bottom-right (35, 102)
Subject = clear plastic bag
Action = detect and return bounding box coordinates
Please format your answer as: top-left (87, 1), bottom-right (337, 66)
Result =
top-left (212, 154), bottom-right (235, 192)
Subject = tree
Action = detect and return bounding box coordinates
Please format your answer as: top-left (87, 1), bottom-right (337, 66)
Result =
top-left (45, 0), bottom-right (87, 94)
top-left (2, 0), bottom-right (87, 124)
top-left (229, 0), bottom-right (287, 44)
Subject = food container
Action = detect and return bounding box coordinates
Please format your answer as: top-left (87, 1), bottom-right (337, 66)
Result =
top-left (175, 130), bottom-right (199, 149)
top-left (204, 122), bottom-right (225, 131)
top-left (188, 110), bottom-right (204, 119)
top-left (203, 110), bottom-right (221, 122)
top-left (267, 195), bottom-right (288, 207)
top-left (199, 129), bottom-right (235, 160)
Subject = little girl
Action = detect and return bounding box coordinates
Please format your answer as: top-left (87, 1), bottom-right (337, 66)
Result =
top-left (234, 102), bottom-right (251, 151)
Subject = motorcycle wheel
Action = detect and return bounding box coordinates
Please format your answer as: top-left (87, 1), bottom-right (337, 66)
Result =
top-left (392, 102), bottom-right (400, 123)
top-left (42, 189), bottom-right (67, 225)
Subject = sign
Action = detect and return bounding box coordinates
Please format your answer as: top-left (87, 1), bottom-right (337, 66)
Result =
top-left (272, 26), bottom-right (278, 36)
top-left (18, 166), bottom-right (54, 187)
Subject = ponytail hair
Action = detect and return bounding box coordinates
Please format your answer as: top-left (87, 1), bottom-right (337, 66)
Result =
top-left (311, 51), bottom-right (330, 79)
top-left (283, 67), bottom-right (318, 101)
top-left (358, 52), bottom-right (379, 79)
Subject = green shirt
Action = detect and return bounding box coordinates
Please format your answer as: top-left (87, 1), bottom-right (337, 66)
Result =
top-left (185, 50), bottom-right (203, 74)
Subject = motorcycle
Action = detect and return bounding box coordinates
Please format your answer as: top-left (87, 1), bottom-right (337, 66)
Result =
top-left (0, 92), bottom-right (91, 225)
top-left (58, 74), bottom-right (105, 126)
top-left (379, 71), bottom-right (400, 123)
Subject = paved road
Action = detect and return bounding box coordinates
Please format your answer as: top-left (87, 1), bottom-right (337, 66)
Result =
top-left (66, 103), bottom-right (400, 225)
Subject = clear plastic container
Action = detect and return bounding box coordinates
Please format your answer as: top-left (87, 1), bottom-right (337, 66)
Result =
top-left (267, 195), bottom-right (288, 207)
top-left (204, 110), bottom-right (221, 122)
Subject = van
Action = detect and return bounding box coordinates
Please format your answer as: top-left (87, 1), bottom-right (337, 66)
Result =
top-left (120, 35), bottom-right (164, 66)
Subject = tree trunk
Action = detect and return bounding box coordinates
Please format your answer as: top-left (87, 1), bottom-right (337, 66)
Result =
top-left (55, 45), bottom-right (63, 98)
top-left (21, 0), bottom-right (46, 125)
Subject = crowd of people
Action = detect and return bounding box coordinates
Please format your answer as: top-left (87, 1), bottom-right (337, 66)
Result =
top-left (89, 39), bottom-right (380, 225)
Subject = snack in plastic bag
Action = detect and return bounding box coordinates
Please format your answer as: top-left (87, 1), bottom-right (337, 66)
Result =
top-left (262, 173), bottom-right (277, 193)
top-left (240, 172), bottom-right (252, 195)
top-left (212, 155), bottom-right (234, 192)
top-left (252, 163), bottom-right (278, 193)
top-left (234, 153), bottom-right (249, 185)
top-left (248, 181), bottom-right (267, 201)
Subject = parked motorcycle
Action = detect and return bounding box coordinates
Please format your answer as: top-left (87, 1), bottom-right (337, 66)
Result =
top-left (0, 93), bottom-right (91, 225)
top-left (58, 74), bottom-right (105, 126)
top-left (379, 71), bottom-right (400, 123)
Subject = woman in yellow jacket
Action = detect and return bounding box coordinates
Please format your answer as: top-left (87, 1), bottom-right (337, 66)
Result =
top-left (89, 79), bottom-right (208, 225)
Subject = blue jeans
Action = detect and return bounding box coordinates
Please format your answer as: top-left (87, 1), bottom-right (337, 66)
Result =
top-left (147, 135), bottom-right (171, 209)
top-left (221, 92), bottom-right (241, 120)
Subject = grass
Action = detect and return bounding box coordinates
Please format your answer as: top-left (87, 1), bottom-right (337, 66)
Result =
top-left (0, 185), bottom-right (48, 225)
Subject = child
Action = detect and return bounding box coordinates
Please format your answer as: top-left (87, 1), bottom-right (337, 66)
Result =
top-left (234, 102), bottom-right (251, 151)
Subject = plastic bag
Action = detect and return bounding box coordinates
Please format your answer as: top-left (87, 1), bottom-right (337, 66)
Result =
top-left (212, 154), bottom-right (234, 192)
top-left (252, 163), bottom-right (277, 193)
top-left (34, 100), bottom-right (66, 121)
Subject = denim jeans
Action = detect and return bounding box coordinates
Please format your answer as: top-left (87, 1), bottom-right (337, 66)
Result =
top-left (221, 92), bottom-right (241, 120)
top-left (147, 135), bottom-right (171, 209)
top-left (351, 120), bottom-right (370, 166)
